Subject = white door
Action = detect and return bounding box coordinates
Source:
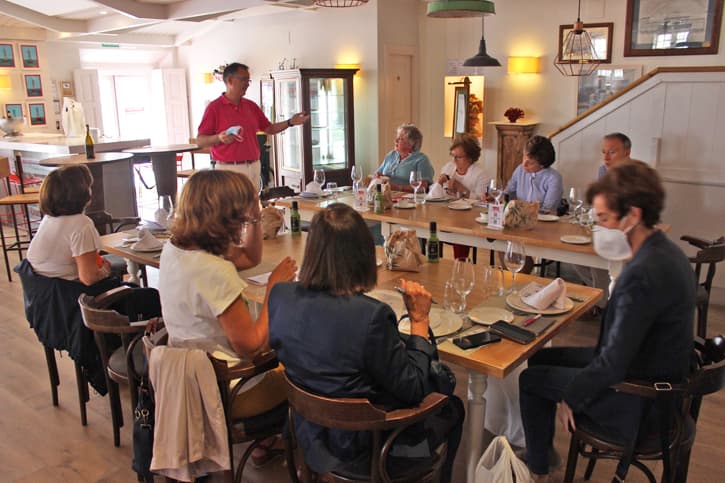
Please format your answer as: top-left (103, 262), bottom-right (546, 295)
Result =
top-left (152, 69), bottom-right (190, 145)
top-left (383, 47), bottom-right (415, 160)
top-left (113, 75), bottom-right (151, 141)
top-left (73, 69), bottom-right (103, 133)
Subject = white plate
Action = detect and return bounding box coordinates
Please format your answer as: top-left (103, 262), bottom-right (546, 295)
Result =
top-left (475, 215), bottom-right (488, 224)
top-left (398, 307), bottom-right (464, 337)
top-left (560, 235), bottom-right (591, 245)
top-left (394, 202), bottom-right (416, 209)
top-left (367, 289), bottom-right (405, 319)
top-left (300, 191), bottom-right (324, 198)
top-left (538, 214), bottom-right (560, 222)
top-left (468, 306), bottom-right (514, 325)
top-left (505, 293), bottom-right (574, 315)
top-left (448, 202), bottom-right (472, 211)
top-left (424, 197), bottom-right (450, 202)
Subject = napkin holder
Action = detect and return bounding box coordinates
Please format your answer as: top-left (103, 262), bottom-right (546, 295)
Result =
top-left (384, 230), bottom-right (425, 272)
top-left (503, 200), bottom-right (539, 230)
top-left (260, 206), bottom-right (284, 239)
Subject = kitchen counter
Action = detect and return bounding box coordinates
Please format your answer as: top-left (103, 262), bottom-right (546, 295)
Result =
top-left (0, 133), bottom-right (150, 156)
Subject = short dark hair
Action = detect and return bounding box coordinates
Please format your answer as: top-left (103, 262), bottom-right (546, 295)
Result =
top-left (298, 203), bottom-right (377, 295)
top-left (223, 62), bottom-right (249, 83)
top-left (586, 160), bottom-right (664, 228)
top-left (525, 135), bottom-right (556, 168)
top-left (450, 133), bottom-right (481, 163)
top-left (603, 132), bottom-right (632, 150)
top-left (39, 165), bottom-right (93, 216)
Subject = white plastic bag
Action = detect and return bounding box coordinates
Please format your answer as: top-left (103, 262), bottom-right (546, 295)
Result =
top-left (475, 436), bottom-right (533, 483)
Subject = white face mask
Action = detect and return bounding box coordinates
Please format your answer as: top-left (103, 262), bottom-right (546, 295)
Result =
top-left (592, 216), bottom-right (635, 261)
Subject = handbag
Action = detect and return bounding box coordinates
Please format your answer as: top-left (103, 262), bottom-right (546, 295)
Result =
top-left (132, 376), bottom-right (155, 483)
top-left (474, 436), bottom-right (532, 483)
top-left (399, 322), bottom-right (456, 396)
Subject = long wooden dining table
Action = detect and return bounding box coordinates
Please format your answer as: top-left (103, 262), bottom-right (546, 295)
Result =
top-left (100, 229), bottom-right (602, 482)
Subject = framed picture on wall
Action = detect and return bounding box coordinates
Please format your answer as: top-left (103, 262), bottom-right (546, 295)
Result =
top-left (28, 102), bottom-right (46, 126)
top-left (625, 0), bottom-right (724, 56)
top-left (452, 86), bottom-right (469, 138)
top-left (20, 44), bottom-right (39, 68)
top-left (24, 74), bottom-right (43, 97)
top-left (559, 22), bottom-right (613, 64)
top-left (5, 103), bottom-right (23, 119)
top-left (576, 65), bottom-right (643, 115)
top-left (0, 44), bottom-right (15, 67)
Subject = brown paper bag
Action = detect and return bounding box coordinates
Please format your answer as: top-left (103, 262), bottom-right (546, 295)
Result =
top-left (503, 200), bottom-right (539, 230)
top-left (260, 206), bottom-right (284, 239)
top-left (384, 230), bottom-right (425, 272)
top-left (367, 180), bottom-right (394, 210)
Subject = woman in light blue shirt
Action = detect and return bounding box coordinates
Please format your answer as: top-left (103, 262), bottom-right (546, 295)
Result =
top-left (503, 135), bottom-right (563, 213)
top-left (375, 124), bottom-right (435, 192)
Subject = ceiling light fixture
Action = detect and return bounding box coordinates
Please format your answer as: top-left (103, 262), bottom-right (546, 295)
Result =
top-left (554, 0), bottom-right (601, 76)
top-left (426, 1), bottom-right (501, 67)
top-left (313, 0), bottom-right (369, 6)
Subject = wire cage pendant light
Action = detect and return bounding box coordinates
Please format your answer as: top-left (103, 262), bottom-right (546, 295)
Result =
top-left (314, 0), bottom-right (369, 6)
top-left (554, 0), bottom-right (601, 76)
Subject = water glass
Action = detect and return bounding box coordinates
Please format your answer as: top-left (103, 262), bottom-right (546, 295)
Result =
top-left (444, 280), bottom-right (465, 314)
top-left (326, 181), bottom-right (338, 200)
top-left (504, 241), bottom-right (526, 293)
top-left (489, 178), bottom-right (503, 204)
top-left (481, 266), bottom-right (504, 299)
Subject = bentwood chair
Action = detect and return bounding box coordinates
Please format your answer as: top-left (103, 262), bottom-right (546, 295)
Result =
top-left (0, 156), bottom-right (40, 281)
top-left (563, 335), bottom-right (725, 483)
top-left (284, 373), bottom-right (450, 483)
top-left (681, 235), bottom-right (725, 338)
top-left (78, 286), bottom-right (161, 446)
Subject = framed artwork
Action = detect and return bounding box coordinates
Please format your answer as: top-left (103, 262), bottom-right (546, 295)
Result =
top-left (452, 86), bottom-right (469, 138)
top-left (577, 65), bottom-right (643, 115)
top-left (5, 103), bottom-right (23, 118)
top-left (559, 22), bottom-right (613, 64)
top-left (625, 0), bottom-right (723, 56)
top-left (24, 74), bottom-right (43, 97)
top-left (28, 102), bottom-right (46, 126)
top-left (0, 43), bottom-right (15, 67)
top-left (20, 44), bottom-right (39, 68)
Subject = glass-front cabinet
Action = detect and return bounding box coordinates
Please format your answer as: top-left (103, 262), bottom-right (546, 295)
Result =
top-left (269, 68), bottom-right (357, 190)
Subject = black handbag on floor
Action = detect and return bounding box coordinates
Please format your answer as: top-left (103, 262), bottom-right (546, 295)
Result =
top-left (132, 376), bottom-right (155, 482)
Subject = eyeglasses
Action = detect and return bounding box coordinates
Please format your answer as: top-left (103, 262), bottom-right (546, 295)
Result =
top-left (450, 154), bottom-right (467, 160)
top-left (230, 75), bottom-right (251, 83)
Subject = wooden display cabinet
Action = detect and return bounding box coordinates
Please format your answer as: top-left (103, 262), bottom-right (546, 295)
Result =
top-left (491, 121), bottom-right (539, 184)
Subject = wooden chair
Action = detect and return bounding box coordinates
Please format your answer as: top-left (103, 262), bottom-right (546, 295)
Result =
top-left (208, 351), bottom-right (291, 483)
top-left (563, 335), bottom-right (725, 483)
top-left (681, 235), bottom-right (725, 338)
top-left (188, 137), bottom-right (210, 170)
top-left (0, 155), bottom-right (40, 281)
top-left (283, 372), bottom-right (450, 483)
top-left (78, 286), bottom-right (161, 446)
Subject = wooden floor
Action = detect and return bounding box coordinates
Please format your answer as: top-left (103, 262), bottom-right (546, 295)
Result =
top-left (0, 263), bottom-right (722, 482)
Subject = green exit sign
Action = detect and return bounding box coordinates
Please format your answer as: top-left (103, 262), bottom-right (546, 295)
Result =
top-left (101, 43), bottom-right (120, 48)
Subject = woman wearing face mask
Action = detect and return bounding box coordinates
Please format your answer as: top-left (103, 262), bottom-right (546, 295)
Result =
top-left (518, 161), bottom-right (695, 481)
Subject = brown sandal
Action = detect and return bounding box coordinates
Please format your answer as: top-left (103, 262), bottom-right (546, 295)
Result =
top-left (250, 436), bottom-right (285, 469)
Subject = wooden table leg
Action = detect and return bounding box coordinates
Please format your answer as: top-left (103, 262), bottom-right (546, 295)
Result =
top-left (466, 370), bottom-right (488, 483)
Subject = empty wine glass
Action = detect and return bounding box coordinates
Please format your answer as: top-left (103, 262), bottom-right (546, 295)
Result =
top-left (489, 178), bottom-right (503, 204)
top-left (351, 165), bottom-right (363, 186)
top-left (444, 280), bottom-right (465, 314)
top-left (504, 241), bottom-right (526, 293)
top-left (409, 170), bottom-right (423, 204)
top-left (313, 169), bottom-right (326, 190)
top-left (452, 258), bottom-right (475, 313)
top-left (568, 186), bottom-right (583, 223)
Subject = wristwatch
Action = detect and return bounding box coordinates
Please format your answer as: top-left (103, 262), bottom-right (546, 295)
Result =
top-left (287, 119), bottom-right (293, 127)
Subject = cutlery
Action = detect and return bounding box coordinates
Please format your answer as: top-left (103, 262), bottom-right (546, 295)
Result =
top-left (568, 295), bottom-right (585, 303)
top-left (523, 313), bottom-right (542, 327)
top-left (394, 286), bottom-right (438, 305)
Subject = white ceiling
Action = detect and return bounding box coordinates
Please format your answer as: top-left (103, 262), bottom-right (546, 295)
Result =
top-left (0, 0), bottom-right (321, 47)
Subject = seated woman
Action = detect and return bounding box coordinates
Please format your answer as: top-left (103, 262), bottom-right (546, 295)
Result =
top-left (502, 135), bottom-right (563, 213)
top-left (375, 123), bottom-right (435, 192)
top-left (27, 164), bottom-right (112, 285)
top-left (437, 133), bottom-right (490, 259)
top-left (158, 170), bottom-right (297, 462)
top-left (269, 203), bottom-right (464, 483)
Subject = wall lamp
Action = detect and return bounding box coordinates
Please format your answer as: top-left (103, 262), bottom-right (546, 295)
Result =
top-left (0, 74), bottom-right (11, 89)
top-left (508, 57), bottom-right (540, 74)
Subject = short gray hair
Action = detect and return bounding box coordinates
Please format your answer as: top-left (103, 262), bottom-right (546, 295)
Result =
top-left (397, 124), bottom-right (423, 152)
top-left (603, 132), bottom-right (632, 150)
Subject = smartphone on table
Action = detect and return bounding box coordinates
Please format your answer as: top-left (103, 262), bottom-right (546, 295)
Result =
top-left (453, 331), bottom-right (502, 350)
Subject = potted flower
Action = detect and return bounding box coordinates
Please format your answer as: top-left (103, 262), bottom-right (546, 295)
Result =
top-left (504, 107), bottom-right (524, 123)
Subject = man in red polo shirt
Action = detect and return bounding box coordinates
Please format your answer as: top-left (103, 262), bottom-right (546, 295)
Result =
top-left (196, 62), bottom-right (309, 190)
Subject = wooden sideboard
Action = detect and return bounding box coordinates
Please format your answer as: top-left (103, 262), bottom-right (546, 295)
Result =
top-left (491, 121), bottom-right (538, 184)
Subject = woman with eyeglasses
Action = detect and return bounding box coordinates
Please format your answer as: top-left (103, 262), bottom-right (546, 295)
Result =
top-left (437, 133), bottom-right (490, 199)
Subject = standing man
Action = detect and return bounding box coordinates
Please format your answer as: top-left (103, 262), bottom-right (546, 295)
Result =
top-left (196, 62), bottom-right (310, 190)
top-left (598, 132), bottom-right (633, 179)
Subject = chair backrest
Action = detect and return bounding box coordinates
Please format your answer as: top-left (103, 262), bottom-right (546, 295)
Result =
top-left (682, 235), bottom-right (725, 292)
top-left (78, 286), bottom-right (155, 334)
top-left (86, 210), bottom-right (140, 235)
top-left (0, 156), bottom-right (10, 179)
top-left (207, 351), bottom-right (280, 412)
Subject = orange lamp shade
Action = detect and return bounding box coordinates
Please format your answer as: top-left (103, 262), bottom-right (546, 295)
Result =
top-left (507, 57), bottom-right (540, 74)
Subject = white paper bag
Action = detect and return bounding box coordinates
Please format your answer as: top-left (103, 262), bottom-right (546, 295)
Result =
top-left (475, 436), bottom-right (533, 483)
top-left (61, 97), bottom-right (87, 137)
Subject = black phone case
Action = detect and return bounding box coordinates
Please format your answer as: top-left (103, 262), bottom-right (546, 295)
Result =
top-left (490, 321), bottom-right (536, 344)
top-left (453, 331), bottom-right (501, 350)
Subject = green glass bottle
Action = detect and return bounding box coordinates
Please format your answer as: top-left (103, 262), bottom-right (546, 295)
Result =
top-left (428, 221), bottom-right (439, 263)
top-left (374, 184), bottom-right (384, 214)
top-left (84, 124), bottom-right (95, 159)
top-left (290, 201), bottom-right (301, 236)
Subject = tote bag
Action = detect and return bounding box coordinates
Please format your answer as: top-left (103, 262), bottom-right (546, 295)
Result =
top-left (475, 436), bottom-right (532, 483)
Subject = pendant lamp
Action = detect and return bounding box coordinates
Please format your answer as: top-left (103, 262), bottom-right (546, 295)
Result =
top-left (426, 1), bottom-right (501, 67)
top-left (554, 0), bottom-right (601, 76)
top-left (313, 0), bottom-right (369, 6)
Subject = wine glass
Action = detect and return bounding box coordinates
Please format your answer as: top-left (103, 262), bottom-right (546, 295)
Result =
top-left (489, 178), bottom-right (503, 204)
top-left (351, 165), bottom-right (363, 187)
top-left (504, 241), bottom-right (526, 293)
top-left (579, 205), bottom-right (594, 233)
top-left (452, 258), bottom-right (475, 313)
top-left (409, 170), bottom-right (422, 204)
top-left (444, 280), bottom-right (464, 314)
top-left (568, 186), bottom-right (583, 223)
top-left (313, 169), bottom-right (326, 191)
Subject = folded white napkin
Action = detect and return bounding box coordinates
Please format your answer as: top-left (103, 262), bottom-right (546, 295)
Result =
top-left (304, 181), bottom-right (323, 194)
top-left (426, 183), bottom-right (447, 199)
top-left (131, 229), bottom-right (164, 251)
top-left (448, 199), bottom-right (472, 209)
top-left (520, 278), bottom-right (568, 310)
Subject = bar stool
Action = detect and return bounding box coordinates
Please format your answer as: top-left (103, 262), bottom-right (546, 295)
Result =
top-left (0, 156), bottom-right (40, 281)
